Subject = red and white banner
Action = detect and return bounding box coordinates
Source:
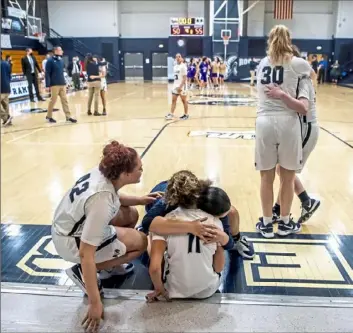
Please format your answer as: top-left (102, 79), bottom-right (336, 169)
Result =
top-left (274, 0), bottom-right (293, 20)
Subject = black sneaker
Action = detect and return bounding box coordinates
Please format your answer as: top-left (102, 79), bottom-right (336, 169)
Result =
top-left (256, 217), bottom-right (274, 238)
top-left (66, 264), bottom-right (103, 295)
top-left (179, 114), bottom-right (189, 120)
top-left (46, 117), bottom-right (57, 123)
top-left (3, 115), bottom-right (13, 126)
top-left (94, 111), bottom-right (102, 116)
top-left (102, 109), bottom-right (107, 116)
top-left (87, 110), bottom-right (92, 116)
top-left (298, 198), bottom-right (321, 224)
top-left (277, 218), bottom-right (301, 236)
top-left (66, 117), bottom-right (77, 123)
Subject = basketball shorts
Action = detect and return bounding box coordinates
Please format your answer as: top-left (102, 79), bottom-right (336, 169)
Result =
top-left (189, 276), bottom-right (221, 299)
top-left (200, 74), bottom-right (207, 82)
top-left (172, 87), bottom-right (187, 96)
top-left (51, 225), bottom-right (126, 264)
top-left (297, 121), bottom-right (319, 173)
top-left (255, 114), bottom-right (303, 171)
top-left (211, 73), bottom-right (218, 78)
top-left (219, 74), bottom-right (224, 79)
top-left (100, 78), bottom-right (107, 92)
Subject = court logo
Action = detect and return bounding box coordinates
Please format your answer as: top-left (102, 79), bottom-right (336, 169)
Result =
top-left (189, 130), bottom-right (255, 140)
top-left (16, 235), bottom-right (71, 277)
top-left (188, 94), bottom-right (256, 106)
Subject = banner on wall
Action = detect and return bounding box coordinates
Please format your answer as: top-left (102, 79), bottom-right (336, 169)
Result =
top-left (1, 34), bottom-right (12, 48)
top-left (9, 77), bottom-right (35, 100)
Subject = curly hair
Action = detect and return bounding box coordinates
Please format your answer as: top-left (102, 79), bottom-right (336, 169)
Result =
top-left (267, 25), bottom-right (293, 64)
top-left (165, 170), bottom-right (212, 208)
top-left (99, 141), bottom-right (138, 181)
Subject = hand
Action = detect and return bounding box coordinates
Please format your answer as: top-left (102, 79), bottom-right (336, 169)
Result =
top-left (139, 192), bottom-right (164, 205)
top-left (265, 84), bottom-right (284, 99)
top-left (82, 301), bottom-right (104, 332)
top-left (146, 288), bottom-right (170, 303)
top-left (203, 227), bottom-right (229, 246)
top-left (190, 218), bottom-right (221, 242)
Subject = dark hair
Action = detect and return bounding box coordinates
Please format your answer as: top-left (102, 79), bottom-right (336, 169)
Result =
top-left (197, 186), bottom-right (231, 216)
top-left (5, 55), bottom-right (11, 60)
top-left (291, 44), bottom-right (300, 57)
top-left (99, 141), bottom-right (138, 181)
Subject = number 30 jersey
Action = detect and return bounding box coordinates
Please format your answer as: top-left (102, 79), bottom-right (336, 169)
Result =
top-left (52, 167), bottom-right (120, 239)
top-left (256, 56), bottom-right (312, 116)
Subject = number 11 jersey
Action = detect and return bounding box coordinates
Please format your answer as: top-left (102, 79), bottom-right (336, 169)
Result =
top-left (256, 56), bottom-right (312, 116)
top-left (52, 167), bottom-right (120, 239)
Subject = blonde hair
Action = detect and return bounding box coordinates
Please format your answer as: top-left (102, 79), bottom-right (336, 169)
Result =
top-left (165, 170), bottom-right (211, 208)
top-left (267, 25), bottom-right (293, 64)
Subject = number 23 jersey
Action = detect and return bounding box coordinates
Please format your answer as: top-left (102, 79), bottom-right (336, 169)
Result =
top-left (256, 56), bottom-right (312, 116)
top-left (52, 167), bottom-right (120, 241)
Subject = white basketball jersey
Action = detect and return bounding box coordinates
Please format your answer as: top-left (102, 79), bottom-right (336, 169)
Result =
top-left (297, 77), bottom-right (317, 123)
top-left (52, 167), bottom-right (120, 237)
top-left (173, 63), bottom-right (187, 90)
top-left (257, 56), bottom-right (312, 116)
top-left (152, 207), bottom-right (223, 298)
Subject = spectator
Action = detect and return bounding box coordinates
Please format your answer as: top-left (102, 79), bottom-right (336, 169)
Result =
top-left (1, 52), bottom-right (13, 126)
top-left (311, 55), bottom-right (318, 74)
top-left (330, 60), bottom-right (340, 84)
top-left (5, 55), bottom-right (12, 74)
top-left (249, 57), bottom-right (257, 86)
top-left (68, 56), bottom-right (82, 91)
top-left (85, 53), bottom-right (102, 116)
top-left (317, 57), bottom-right (328, 84)
top-left (21, 48), bottom-right (45, 102)
top-left (45, 46), bottom-right (77, 124)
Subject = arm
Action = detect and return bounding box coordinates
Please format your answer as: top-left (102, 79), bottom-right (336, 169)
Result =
top-left (219, 215), bottom-right (234, 250)
top-left (213, 246), bottom-right (225, 273)
top-left (34, 56), bottom-right (41, 72)
top-left (119, 193), bottom-right (145, 206)
top-left (149, 239), bottom-right (167, 294)
top-left (178, 66), bottom-right (187, 90)
top-left (150, 216), bottom-right (198, 236)
top-left (265, 85), bottom-right (309, 115)
top-left (21, 57), bottom-right (26, 75)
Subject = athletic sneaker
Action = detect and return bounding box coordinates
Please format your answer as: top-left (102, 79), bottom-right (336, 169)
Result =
top-left (165, 113), bottom-right (175, 120)
top-left (256, 218), bottom-right (274, 238)
top-left (3, 115), bottom-right (13, 126)
top-left (66, 117), bottom-right (77, 123)
top-left (298, 198), bottom-right (321, 224)
top-left (234, 236), bottom-right (255, 259)
top-left (277, 218), bottom-right (302, 236)
top-left (65, 264), bottom-right (103, 295)
top-left (46, 117), bottom-right (56, 123)
top-left (98, 263), bottom-right (134, 280)
top-left (179, 114), bottom-right (189, 120)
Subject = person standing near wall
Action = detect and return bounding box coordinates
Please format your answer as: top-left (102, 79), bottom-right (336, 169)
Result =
top-left (317, 57), bottom-right (327, 84)
top-left (85, 54), bottom-right (102, 116)
top-left (1, 52), bottom-right (13, 126)
top-left (68, 56), bottom-right (82, 91)
top-left (21, 48), bottom-right (45, 103)
top-left (249, 58), bottom-right (257, 86)
top-left (310, 55), bottom-right (318, 74)
top-left (45, 46), bottom-right (77, 124)
top-left (5, 55), bottom-right (12, 74)
top-left (99, 57), bottom-right (108, 115)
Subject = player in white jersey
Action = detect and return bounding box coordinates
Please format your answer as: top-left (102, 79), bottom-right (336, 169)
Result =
top-left (268, 75), bottom-right (320, 224)
top-left (165, 53), bottom-right (189, 121)
top-left (51, 141), bottom-right (163, 330)
top-left (147, 181), bottom-right (231, 301)
top-left (255, 25), bottom-right (313, 238)
top-left (99, 57), bottom-right (107, 115)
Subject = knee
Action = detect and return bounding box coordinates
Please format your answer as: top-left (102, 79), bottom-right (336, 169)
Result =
top-left (228, 205), bottom-right (239, 219)
top-left (119, 206), bottom-right (139, 228)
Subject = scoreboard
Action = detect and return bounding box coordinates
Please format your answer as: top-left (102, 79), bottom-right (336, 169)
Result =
top-left (170, 17), bottom-right (204, 36)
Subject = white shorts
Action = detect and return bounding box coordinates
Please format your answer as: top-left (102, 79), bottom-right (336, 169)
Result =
top-left (297, 121), bottom-right (319, 173)
top-left (100, 78), bottom-right (107, 91)
top-left (189, 276), bottom-right (221, 299)
top-left (255, 114), bottom-right (303, 171)
top-left (51, 225), bottom-right (126, 264)
top-left (172, 87), bottom-right (187, 96)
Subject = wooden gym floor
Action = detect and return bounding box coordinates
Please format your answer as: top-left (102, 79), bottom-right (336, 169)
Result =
top-left (1, 82), bottom-right (353, 298)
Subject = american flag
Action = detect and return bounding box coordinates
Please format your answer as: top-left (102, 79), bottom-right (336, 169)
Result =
top-left (274, 0), bottom-right (293, 20)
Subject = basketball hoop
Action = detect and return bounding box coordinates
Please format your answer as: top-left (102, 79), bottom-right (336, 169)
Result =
top-left (222, 36), bottom-right (230, 46)
top-left (38, 33), bottom-right (46, 43)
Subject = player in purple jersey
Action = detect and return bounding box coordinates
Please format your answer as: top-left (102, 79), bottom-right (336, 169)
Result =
top-left (199, 57), bottom-right (208, 90)
top-left (187, 58), bottom-right (197, 88)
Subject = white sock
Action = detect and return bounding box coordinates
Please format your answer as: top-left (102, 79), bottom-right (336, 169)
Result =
top-left (281, 215), bottom-right (290, 224)
top-left (263, 216), bottom-right (273, 226)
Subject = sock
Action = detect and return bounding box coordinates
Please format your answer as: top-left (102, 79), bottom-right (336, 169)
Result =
top-left (298, 191), bottom-right (311, 205)
top-left (281, 215), bottom-right (290, 224)
top-left (273, 203), bottom-right (280, 215)
top-left (263, 216), bottom-right (273, 226)
top-left (232, 233), bottom-right (241, 242)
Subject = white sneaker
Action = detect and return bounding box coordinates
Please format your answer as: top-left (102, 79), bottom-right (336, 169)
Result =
top-left (98, 263), bottom-right (134, 280)
top-left (165, 113), bottom-right (175, 120)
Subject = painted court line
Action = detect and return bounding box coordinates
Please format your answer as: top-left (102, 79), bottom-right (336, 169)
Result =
top-left (108, 91), bottom-right (137, 104)
top-left (5, 128), bottom-right (44, 144)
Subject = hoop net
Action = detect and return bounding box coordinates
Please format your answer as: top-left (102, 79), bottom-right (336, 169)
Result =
top-left (39, 33), bottom-right (46, 43)
top-left (222, 36), bottom-right (230, 45)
